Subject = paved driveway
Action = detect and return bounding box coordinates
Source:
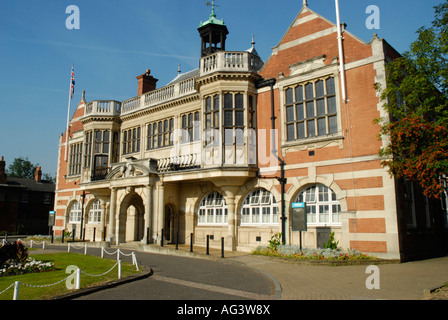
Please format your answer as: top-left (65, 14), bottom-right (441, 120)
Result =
top-left (38, 245), bottom-right (276, 300)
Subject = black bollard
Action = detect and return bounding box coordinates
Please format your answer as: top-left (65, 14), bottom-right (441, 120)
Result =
top-left (161, 229), bottom-right (164, 247)
top-left (206, 235), bottom-right (210, 256)
top-left (146, 227), bottom-right (150, 245)
top-left (221, 237), bottom-right (224, 258)
top-left (176, 231), bottom-right (179, 250)
top-left (190, 233), bottom-right (193, 252)
top-left (93, 228), bottom-right (96, 243)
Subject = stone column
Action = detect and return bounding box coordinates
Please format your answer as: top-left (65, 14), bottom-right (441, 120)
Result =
top-left (226, 196), bottom-right (237, 251)
top-left (142, 184), bottom-right (153, 244)
top-left (221, 186), bottom-right (240, 251)
top-left (100, 199), bottom-right (106, 241)
top-left (157, 183), bottom-right (165, 244)
top-left (107, 187), bottom-right (116, 243)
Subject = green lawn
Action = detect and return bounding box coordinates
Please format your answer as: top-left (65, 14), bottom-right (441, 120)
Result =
top-left (0, 252), bottom-right (141, 300)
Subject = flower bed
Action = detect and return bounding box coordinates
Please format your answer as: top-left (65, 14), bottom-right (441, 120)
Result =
top-left (252, 245), bottom-right (376, 263)
top-left (0, 258), bottom-right (57, 277)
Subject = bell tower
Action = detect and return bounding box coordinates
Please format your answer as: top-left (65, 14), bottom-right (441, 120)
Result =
top-left (198, 0), bottom-right (229, 57)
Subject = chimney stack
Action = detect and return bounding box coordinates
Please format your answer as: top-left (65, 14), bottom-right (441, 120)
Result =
top-left (136, 69), bottom-right (158, 96)
top-left (35, 166), bottom-right (42, 183)
top-left (0, 156), bottom-right (7, 184)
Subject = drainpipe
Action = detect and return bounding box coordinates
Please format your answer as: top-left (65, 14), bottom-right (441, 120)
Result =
top-left (256, 78), bottom-right (287, 245)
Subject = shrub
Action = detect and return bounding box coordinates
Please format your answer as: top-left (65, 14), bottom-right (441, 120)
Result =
top-left (268, 233), bottom-right (282, 251)
top-left (323, 232), bottom-right (339, 250)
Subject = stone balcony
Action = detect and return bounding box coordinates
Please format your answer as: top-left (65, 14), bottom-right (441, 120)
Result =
top-left (84, 100), bottom-right (121, 117)
top-left (200, 51), bottom-right (264, 76)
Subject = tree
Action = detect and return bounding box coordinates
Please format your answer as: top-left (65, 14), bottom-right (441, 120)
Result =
top-left (6, 156), bottom-right (39, 179)
top-left (377, 1), bottom-right (448, 199)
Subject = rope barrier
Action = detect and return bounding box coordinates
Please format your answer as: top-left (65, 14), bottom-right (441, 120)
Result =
top-left (1, 260), bottom-right (122, 300)
top-left (79, 261), bottom-right (119, 277)
top-left (100, 247), bottom-right (139, 270)
top-left (0, 283), bottom-right (14, 296)
top-left (1, 239), bottom-right (47, 250)
top-left (0, 243), bottom-right (140, 299)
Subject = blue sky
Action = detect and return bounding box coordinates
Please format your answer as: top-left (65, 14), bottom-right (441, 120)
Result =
top-left (0, 0), bottom-right (442, 178)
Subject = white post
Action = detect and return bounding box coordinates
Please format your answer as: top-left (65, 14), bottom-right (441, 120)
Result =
top-left (101, 247), bottom-right (104, 258)
top-left (75, 268), bottom-right (81, 290)
top-left (13, 281), bottom-right (20, 300)
top-left (132, 253), bottom-right (139, 271)
top-left (84, 243), bottom-right (87, 255)
top-left (30, 240), bottom-right (33, 248)
top-left (118, 260), bottom-right (122, 279)
top-left (43, 241), bottom-right (46, 250)
top-left (68, 243), bottom-right (71, 253)
top-left (117, 250), bottom-right (120, 261)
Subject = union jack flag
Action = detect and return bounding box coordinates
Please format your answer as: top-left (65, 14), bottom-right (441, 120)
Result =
top-left (70, 65), bottom-right (75, 99)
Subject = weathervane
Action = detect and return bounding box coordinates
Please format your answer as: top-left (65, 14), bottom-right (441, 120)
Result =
top-left (206, 0), bottom-right (218, 18)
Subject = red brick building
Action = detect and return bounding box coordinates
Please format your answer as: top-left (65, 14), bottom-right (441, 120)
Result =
top-left (0, 157), bottom-right (55, 235)
top-left (53, 2), bottom-right (447, 261)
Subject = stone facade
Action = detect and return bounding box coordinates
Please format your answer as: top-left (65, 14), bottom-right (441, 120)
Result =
top-left (53, 3), bottom-right (447, 260)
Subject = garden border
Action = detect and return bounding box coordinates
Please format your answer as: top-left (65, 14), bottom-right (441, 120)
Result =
top-left (51, 265), bottom-right (153, 300)
top-left (251, 253), bottom-right (401, 266)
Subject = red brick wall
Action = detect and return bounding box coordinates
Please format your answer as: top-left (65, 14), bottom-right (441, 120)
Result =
top-left (349, 218), bottom-right (386, 233)
top-left (257, 7), bottom-right (395, 255)
top-left (350, 240), bottom-right (388, 253)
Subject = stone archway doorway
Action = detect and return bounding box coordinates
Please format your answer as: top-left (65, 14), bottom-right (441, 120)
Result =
top-left (118, 192), bottom-right (144, 243)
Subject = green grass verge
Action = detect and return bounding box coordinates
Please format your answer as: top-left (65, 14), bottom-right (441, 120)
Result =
top-left (0, 252), bottom-right (141, 300)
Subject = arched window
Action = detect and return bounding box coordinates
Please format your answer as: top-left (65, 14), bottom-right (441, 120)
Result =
top-left (88, 199), bottom-right (102, 223)
top-left (241, 189), bottom-right (279, 225)
top-left (198, 192), bottom-right (228, 225)
top-left (69, 201), bottom-right (81, 223)
top-left (296, 184), bottom-right (341, 226)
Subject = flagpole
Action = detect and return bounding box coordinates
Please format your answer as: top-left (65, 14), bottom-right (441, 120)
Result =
top-left (335, 0), bottom-right (347, 103)
top-left (65, 64), bottom-right (74, 162)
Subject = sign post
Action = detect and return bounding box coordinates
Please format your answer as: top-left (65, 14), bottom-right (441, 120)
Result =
top-left (291, 202), bottom-right (307, 250)
top-left (48, 211), bottom-right (56, 243)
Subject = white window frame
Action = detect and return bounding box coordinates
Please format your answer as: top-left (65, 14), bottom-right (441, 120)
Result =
top-left (296, 184), bottom-right (341, 226)
top-left (88, 199), bottom-right (102, 223)
top-left (69, 201), bottom-right (82, 224)
top-left (241, 189), bottom-right (279, 225)
top-left (198, 192), bottom-right (228, 225)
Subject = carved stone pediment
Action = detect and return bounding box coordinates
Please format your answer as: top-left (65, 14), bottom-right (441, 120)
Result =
top-left (106, 160), bottom-right (156, 181)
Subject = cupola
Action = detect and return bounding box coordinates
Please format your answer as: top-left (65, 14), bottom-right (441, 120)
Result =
top-left (198, 0), bottom-right (229, 57)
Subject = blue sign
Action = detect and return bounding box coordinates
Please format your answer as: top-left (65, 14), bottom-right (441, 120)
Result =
top-left (291, 202), bottom-right (305, 208)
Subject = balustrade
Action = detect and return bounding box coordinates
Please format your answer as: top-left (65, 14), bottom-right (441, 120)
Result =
top-left (157, 154), bottom-right (201, 172)
top-left (200, 51), bottom-right (263, 76)
top-left (84, 100), bottom-right (121, 116)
